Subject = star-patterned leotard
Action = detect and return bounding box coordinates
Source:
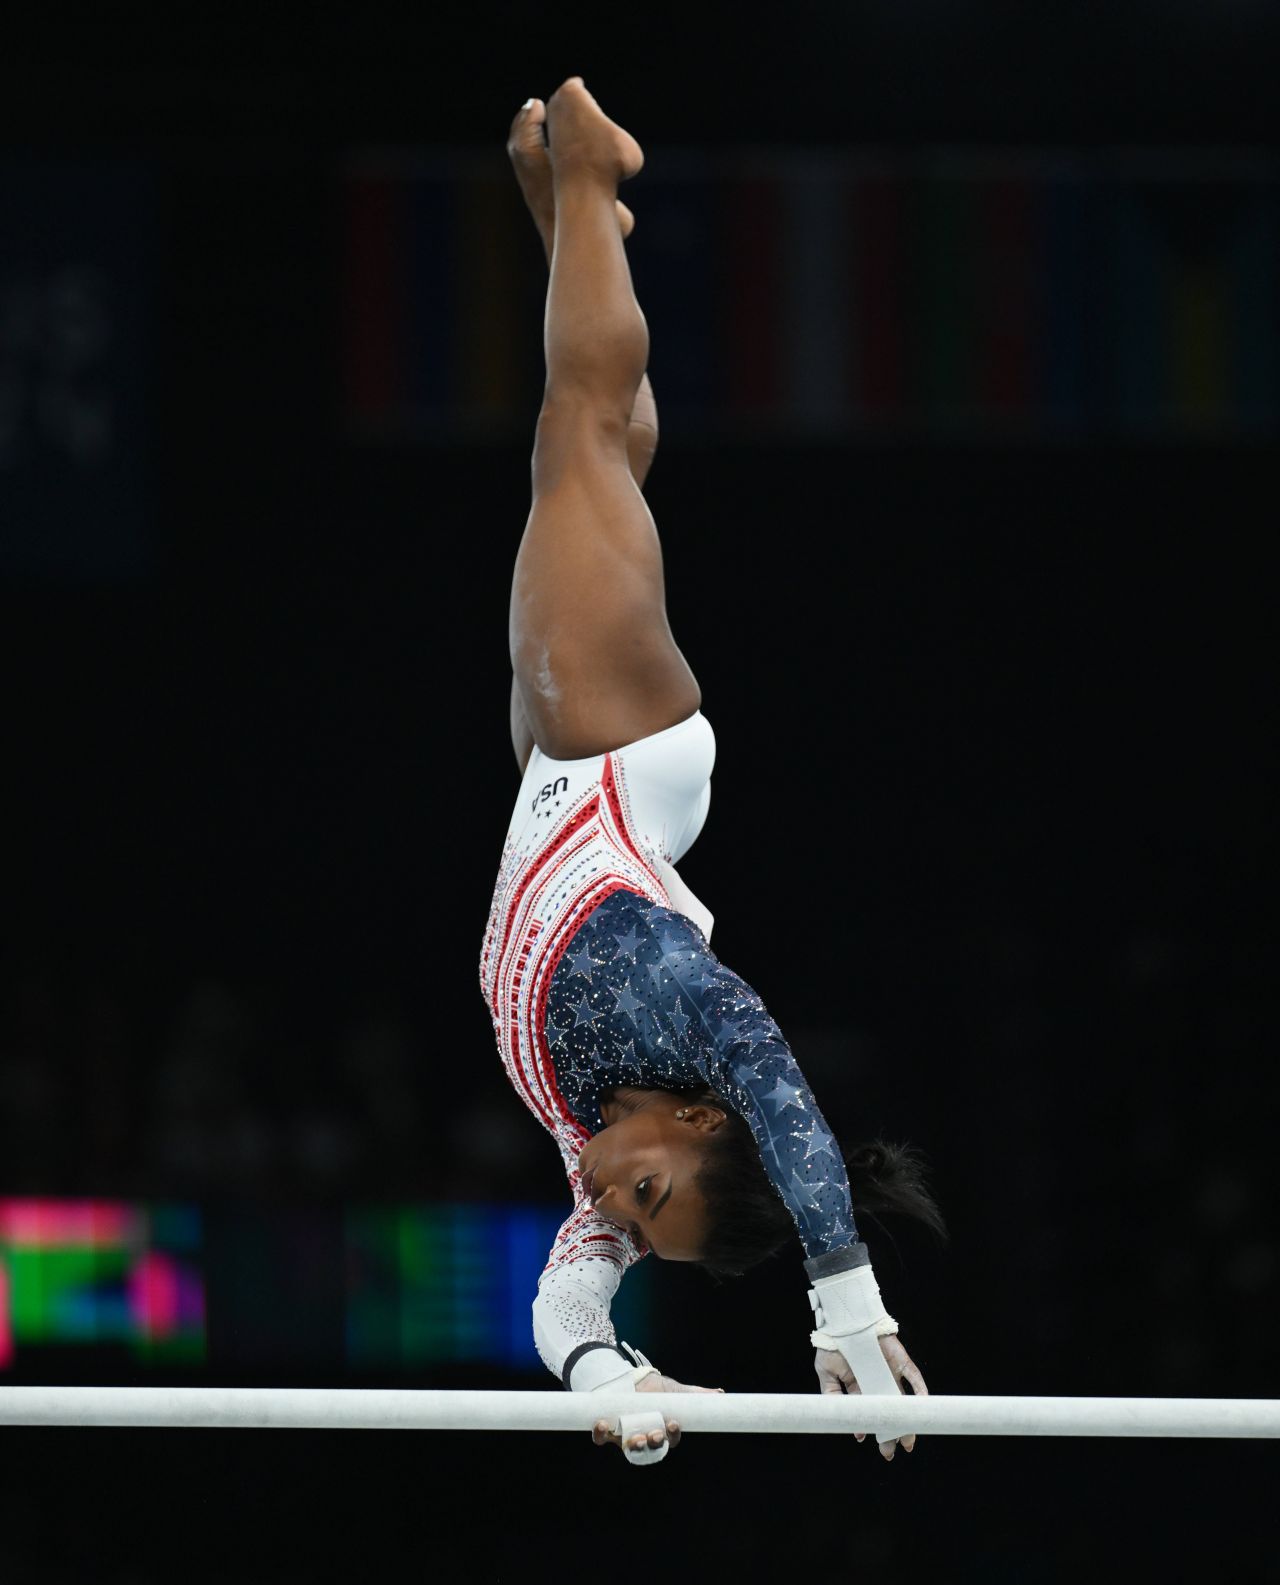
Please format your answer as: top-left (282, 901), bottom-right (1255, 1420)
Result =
top-left (479, 712), bottom-right (868, 1386)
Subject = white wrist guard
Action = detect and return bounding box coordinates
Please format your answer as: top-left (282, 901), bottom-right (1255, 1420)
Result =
top-left (565, 1340), bottom-right (660, 1394)
top-left (808, 1263), bottom-right (899, 1351)
top-left (809, 1263), bottom-right (900, 1443)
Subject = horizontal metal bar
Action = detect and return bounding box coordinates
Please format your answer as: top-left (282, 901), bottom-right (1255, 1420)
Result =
top-left (1, 1388), bottom-right (1278, 1437)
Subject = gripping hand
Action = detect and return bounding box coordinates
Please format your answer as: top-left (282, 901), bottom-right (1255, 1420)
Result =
top-left (809, 1262), bottom-right (926, 1457)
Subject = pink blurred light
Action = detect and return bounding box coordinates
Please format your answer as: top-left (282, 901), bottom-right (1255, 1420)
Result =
top-left (0, 1259), bottom-right (11, 1369)
top-left (0, 1199), bottom-right (135, 1247)
top-left (128, 1252), bottom-right (180, 1338)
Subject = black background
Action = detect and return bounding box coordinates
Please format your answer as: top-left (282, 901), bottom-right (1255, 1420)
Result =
top-left (2, 4), bottom-right (1278, 1581)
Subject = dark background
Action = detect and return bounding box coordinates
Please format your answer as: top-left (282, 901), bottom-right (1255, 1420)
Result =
top-left (2, 4), bottom-right (1278, 1581)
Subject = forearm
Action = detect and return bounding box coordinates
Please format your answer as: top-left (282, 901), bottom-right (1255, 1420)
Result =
top-left (534, 1259), bottom-right (636, 1388)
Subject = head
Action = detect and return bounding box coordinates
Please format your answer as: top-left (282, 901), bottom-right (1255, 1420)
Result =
top-left (578, 1086), bottom-right (949, 1280)
top-left (576, 1084), bottom-right (798, 1271)
top-left (576, 1089), bottom-right (728, 1261)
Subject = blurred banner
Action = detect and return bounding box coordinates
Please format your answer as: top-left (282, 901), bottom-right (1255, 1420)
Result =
top-left (0, 1198), bottom-right (649, 1377)
top-left (340, 148), bottom-right (1278, 442)
top-left (0, 162), bottom-right (155, 580)
top-left (0, 1200), bottom-right (204, 1369)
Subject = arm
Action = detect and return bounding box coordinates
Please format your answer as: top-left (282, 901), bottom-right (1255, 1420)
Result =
top-left (532, 1178), bottom-right (648, 1389)
top-left (651, 909), bottom-right (927, 1455)
top-left (651, 909), bottom-right (861, 1262)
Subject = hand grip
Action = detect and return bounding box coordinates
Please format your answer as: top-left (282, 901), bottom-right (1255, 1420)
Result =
top-left (616, 1406), bottom-right (670, 1465)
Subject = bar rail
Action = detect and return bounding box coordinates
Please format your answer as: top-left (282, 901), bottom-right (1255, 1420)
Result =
top-left (1, 1389), bottom-right (1278, 1437)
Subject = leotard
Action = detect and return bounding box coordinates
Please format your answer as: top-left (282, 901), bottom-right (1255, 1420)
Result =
top-left (479, 712), bottom-right (868, 1385)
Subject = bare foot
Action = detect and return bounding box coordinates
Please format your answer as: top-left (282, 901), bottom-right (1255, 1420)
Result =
top-left (507, 97), bottom-right (635, 262)
top-left (545, 76), bottom-right (645, 184)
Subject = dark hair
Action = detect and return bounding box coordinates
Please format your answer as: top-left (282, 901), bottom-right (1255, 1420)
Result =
top-left (686, 1088), bottom-right (948, 1281)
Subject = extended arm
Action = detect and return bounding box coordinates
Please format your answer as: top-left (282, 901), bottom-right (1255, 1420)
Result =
top-left (532, 1180), bottom-right (647, 1388)
top-left (649, 906), bottom-right (927, 1455)
top-left (534, 1142), bottom-right (722, 1465)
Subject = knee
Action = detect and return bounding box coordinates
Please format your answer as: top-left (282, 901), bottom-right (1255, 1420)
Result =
top-left (531, 396), bottom-right (630, 493)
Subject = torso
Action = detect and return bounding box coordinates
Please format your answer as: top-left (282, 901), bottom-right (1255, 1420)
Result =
top-left (479, 743), bottom-right (673, 1156)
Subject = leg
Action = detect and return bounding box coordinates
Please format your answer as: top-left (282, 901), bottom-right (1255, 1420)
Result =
top-left (506, 98), bottom-right (659, 777)
top-left (508, 79), bottom-right (700, 763)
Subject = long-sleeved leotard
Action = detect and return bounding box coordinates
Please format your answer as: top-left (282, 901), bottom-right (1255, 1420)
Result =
top-left (478, 714), bottom-right (865, 1386)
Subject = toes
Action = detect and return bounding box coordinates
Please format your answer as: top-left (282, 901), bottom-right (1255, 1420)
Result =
top-left (507, 98), bottom-right (547, 155)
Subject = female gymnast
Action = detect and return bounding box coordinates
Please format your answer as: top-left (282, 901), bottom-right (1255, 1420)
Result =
top-left (481, 77), bottom-right (945, 1465)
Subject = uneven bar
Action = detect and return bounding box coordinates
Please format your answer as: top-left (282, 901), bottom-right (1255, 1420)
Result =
top-left (1, 1389), bottom-right (1278, 1437)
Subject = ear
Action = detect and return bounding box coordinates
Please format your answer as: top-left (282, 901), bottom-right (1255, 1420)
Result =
top-left (680, 1103), bottom-right (729, 1135)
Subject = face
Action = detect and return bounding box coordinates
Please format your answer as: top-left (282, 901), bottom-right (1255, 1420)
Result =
top-left (576, 1096), bottom-right (725, 1260)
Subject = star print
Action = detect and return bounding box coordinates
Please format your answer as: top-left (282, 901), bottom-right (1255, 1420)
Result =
top-left (646, 962), bottom-right (665, 990)
top-left (789, 1170), bottom-right (824, 1213)
top-left (669, 999), bottom-right (690, 1037)
top-left (609, 982), bottom-right (643, 1024)
top-left (803, 1130), bottom-right (840, 1164)
top-left (763, 1078), bottom-right (805, 1115)
top-left (568, 942), bottom-right (596, 983)
top-left (573, 994), bottom-right (603, 1027)
top-left (544, 1014), bottom-right (568, 1046)
top-left (612, 928), bottom-right (642, 960)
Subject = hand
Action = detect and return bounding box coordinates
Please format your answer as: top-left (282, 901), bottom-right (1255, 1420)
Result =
top-left (814, 1334), bottom-right (927, 1460)
top-left (592, 1374), bottom-right (724, 1463)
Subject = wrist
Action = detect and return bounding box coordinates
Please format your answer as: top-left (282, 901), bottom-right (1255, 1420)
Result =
top-left (563, 1342), bottom-right (636, 1393)
top-left (808, 1261), bottom-right (897, 1344)
top-left (803, 1240), bottom-right (871, 1282)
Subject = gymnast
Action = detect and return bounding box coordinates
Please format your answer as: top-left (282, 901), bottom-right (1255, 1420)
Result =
top-left (480, 77), bottom-right (945, 1465)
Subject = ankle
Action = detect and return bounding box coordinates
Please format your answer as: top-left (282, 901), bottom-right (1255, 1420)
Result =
top-left (551, 160), bottom-right (621, 198)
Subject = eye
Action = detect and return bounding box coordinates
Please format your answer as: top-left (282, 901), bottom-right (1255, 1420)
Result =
top-left (636, 1176), bottom-right (653, 1204)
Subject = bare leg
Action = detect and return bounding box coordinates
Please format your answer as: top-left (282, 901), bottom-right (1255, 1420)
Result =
top-left (506, 96), bottom-right (660, 772)
top-left (508, 78), bottom-right (700, 763)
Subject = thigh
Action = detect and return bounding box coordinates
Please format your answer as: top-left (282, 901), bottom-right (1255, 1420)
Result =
top-left (510, 675), bottom-right (535, 776)
top-left (510, 405), bottom-right (700, 761)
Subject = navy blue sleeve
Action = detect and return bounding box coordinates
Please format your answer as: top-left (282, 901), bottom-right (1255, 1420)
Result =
top-left (546, 890), bottom-right (861, 1263)
top-left (646, 909), bottom-right (861, 1262)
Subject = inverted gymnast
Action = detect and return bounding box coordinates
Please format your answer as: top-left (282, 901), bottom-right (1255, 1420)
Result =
top-left (481, 77), bottom-right (945, 1465)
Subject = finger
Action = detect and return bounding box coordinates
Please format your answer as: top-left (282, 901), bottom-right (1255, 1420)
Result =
top-left (839, 1375), bottom-right (868, 1440)
top-left (666, 1418), bottom-right (682, 1447)
top-left (899, 1364), bottom-right (926, 1451)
